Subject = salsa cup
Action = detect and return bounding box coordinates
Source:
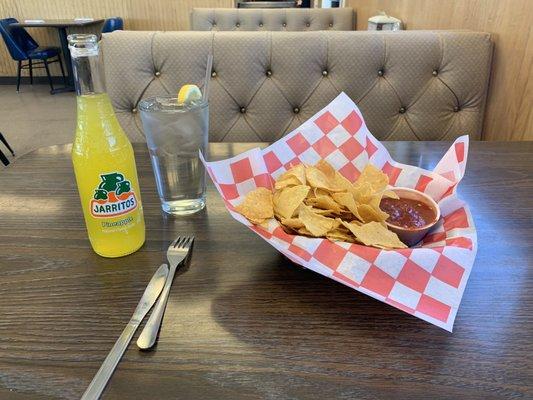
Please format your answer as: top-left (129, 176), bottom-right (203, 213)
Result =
top-left (384, 187), bottom-right (441, 247)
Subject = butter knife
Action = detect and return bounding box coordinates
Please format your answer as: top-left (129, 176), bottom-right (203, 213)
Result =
top-left (81, 263), bottom-right (169, 400)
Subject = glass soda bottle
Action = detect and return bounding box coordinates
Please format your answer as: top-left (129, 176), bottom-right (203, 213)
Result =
top-left (69, 34), bottom-right (145, 257)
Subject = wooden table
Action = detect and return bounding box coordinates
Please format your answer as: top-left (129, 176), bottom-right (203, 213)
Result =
top-left (12, 19), bottom-right (104, 94)
top-left (0, 141), bottom-right (532, 399)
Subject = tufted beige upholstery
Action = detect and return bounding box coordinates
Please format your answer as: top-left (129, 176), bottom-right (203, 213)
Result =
top-left (101, 30), bottom-right (492, 142)
top-left (191, 7), bottom-right (355, 31)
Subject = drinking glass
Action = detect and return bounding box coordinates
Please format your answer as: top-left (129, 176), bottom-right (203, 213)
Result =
top-left (139, 96), bottom-right (208, 215)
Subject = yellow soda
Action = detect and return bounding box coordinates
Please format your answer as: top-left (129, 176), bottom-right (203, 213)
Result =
top-left (69, 34), bottom-right (145, 257)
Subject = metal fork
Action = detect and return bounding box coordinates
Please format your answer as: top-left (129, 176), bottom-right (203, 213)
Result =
top-left (136, 236), bottom-right (194, 349)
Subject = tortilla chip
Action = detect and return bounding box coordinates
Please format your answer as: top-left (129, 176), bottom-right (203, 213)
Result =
top-left (332, 171), bottom-right (354, 192)
top-left (332, 192), bottom-right (363, 221)
top-left (358, 204), bottom-right (388, 223)
top-left (235, 188), bottom-right (274, 222)
top-left (350, 182), bottom-right (374, 204)
top-left (342, 221), bottom-right (406, 249)
top-left (305, 189), bottom-right (317, 202)
top-left (274, 176), bottom-right (301, 190)
top-left (287, 164), bottom-right (306, 184)
top-left (314, 188), bottom-right (331, 197)
top-left (281, 217), bottom-right (305, 229)
top-left (297, 227), bottom-right (314, 236)
top-left (298, 205), bottom-right (338, 237)
top-left (306, 194), bottom-right (343, 213)
top-left (273, 185), bottom-right (310, 220)
top-left (312, 160), bottom-right (353, 192)
top-left (276, 164), bottom-right (306, 189)
top-left (383, 190), bottom-right (399, 199)
top-left (326, 227), bottom-right (356, 243)
top-left (305, 166), bottom-right (335, 191)
top-left (356, 164), bottom-right (389, 193)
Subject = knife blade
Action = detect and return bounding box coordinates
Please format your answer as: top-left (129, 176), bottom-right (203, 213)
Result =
top-left (81, 263), bottom-right (169, 400)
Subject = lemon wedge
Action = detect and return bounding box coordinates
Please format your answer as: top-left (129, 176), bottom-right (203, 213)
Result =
top-left (177, 84), bottom-right (202, 104)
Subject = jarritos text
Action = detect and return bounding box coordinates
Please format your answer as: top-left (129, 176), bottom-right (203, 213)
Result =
top-left (90, 172), bottom-right (138, 218)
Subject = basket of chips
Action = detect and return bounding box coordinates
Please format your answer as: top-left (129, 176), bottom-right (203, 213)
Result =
top-left (202, 93), bottom-right (477, 331)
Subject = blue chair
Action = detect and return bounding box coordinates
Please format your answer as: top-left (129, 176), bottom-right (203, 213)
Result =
top-left (0, 18), bottom-right (66, 93)
top-left (102, 17), bottom-right (124, 33)
top-left (0, 131), bottom-right (15, 166)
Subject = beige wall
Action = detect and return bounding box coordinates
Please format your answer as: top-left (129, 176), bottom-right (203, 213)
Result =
top-left (1, 0), bottom-right (531, 140)
top-left (346, 0), bottom-right (533, 141)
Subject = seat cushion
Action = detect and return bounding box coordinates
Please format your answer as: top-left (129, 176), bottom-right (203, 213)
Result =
top-left (28, 46), bottom-right (60, 60)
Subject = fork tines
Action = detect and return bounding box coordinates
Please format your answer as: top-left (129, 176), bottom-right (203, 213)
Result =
top-left (171, 236), bottom-right (194, 249)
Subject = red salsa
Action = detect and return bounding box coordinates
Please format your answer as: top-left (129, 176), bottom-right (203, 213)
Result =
top-left (380, 197), bottom-right (436, 229)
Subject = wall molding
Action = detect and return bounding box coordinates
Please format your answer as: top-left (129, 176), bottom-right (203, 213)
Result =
top-left (0, 76), bottom-right (66, 85)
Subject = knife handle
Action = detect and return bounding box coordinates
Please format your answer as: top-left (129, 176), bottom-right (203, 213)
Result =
top-left (81, 321), bottom-right (137, 400)
top-left (136, 266), bottom-right (176, 349)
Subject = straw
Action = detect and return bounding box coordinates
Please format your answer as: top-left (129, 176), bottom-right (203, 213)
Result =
top-left (202, 54), bottom-right (213, 102)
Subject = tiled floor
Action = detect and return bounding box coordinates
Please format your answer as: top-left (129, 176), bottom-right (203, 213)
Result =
top-left (0, 84), bottom-right (76, 159)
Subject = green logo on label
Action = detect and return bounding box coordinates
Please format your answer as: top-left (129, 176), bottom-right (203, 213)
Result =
top-left (90, 172), bottom-right (137, 218)
top-left (93, 172), bottom-right (131, 200)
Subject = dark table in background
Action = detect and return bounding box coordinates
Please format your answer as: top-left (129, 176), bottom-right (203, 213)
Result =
top-left (0, 141), bottom-right (532, 399)
top-left (12, 19), bottom-right (104, 94)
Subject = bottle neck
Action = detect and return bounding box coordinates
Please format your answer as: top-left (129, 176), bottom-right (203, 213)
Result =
top-left (69, 34), bottom-right (130, 152)
top-left (71, 53), bottom-right (106, 96)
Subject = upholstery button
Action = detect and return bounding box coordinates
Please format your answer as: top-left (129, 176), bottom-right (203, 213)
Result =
top-left (240, 107), bottom-right (246, 114)
top-left (432, 69), bottom-right (438, 76)
top-left (132, 108), bottom-right (137, 114)
top-left (259, 22), bottom-right (263, 27)
top-left (154, 71), bottom-right (161, 77)
top-left (306, 22), bottom-right (310, 27)
top-left (377, 69), bottom-right (384, 77)
top-left (322, 70), bottom-right (328, 77)
top-left (453, 106), bottom-right (460, 112)
top-left (282, 22), bottom-right (287, 27)
top-left (266, 70), bottom-right (272, 77)
top-left (399, 106), bottom-right (406, 114)
top-left (211, 71), bottom-right (217, 78)
top-left (293, 107), bottom-right (300, 114)
top-left (236, 22), bottom-right (240, 27)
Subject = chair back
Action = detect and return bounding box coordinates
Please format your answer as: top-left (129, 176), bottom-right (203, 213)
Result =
top-left (0, 18), bottom-right (38, 60)
top-left (0, 132), bottom-right (14, 166)
top-left (102, 17), bottom-right (124, 33)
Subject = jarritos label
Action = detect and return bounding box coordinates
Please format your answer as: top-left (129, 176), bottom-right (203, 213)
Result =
top-left (90, 172), bottom-right (138, 218)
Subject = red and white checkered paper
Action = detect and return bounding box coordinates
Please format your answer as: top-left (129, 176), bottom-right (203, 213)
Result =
top-left (202, 92), bottom-right (477, 331)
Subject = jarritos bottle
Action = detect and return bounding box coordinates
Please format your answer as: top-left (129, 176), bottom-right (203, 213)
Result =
top-left (69, 34), bottom-right (145, 257)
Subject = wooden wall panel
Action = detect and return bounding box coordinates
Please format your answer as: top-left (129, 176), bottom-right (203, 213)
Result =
top-left (0, 0), bottom-right (531, 140)
top-left (0, 0), bottom-right (232, 76)
top-left (346, 0), bottom-right (533, 140)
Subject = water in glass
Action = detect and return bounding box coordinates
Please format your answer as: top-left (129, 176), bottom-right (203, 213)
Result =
top-left (139, 97), bottom-right (208, 215)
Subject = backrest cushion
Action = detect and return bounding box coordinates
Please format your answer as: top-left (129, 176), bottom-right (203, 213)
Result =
top-left (102, 30), bottom-right (492, 142)
top-left (191, 8), bottom-right (355, 31)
